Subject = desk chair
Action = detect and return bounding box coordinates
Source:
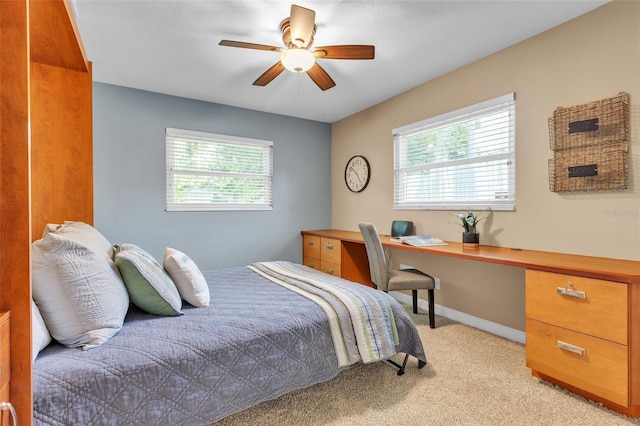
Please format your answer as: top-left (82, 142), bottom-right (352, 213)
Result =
top-left (359, 222), bottom-right (436, 329)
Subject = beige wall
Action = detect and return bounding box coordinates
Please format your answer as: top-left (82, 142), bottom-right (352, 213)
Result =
top-left (330, 1), bottom-right (640, 331)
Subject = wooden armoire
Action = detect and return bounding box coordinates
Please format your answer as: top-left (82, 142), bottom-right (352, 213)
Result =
top-left (0, 1), bottom-right (93, 424)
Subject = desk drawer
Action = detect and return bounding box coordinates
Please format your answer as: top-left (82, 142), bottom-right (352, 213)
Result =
top-left (526, 319), bottom-right (628, 406)
top-left (303, 235), bottom-right (321, 259)
top-left (303, 255), bottom-right (321, 271)
top-left (526, 270), bottom-right (627, 344)
top-left (320, 238), bottom-right (341, 265)
top-left (320, 260), bottom-right (341, 277)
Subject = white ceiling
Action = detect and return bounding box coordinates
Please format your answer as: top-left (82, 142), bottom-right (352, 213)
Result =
top-left (71, 0), bottom-right (610, 123)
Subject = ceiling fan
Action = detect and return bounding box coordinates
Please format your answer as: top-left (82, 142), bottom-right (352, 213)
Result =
top-left (219, 4), bottom-right (375, 91)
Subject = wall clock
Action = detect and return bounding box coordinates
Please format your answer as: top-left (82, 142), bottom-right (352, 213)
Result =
top-left (344, 155), bottom-right (370, 193)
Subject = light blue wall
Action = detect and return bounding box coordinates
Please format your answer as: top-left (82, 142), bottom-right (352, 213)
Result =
top-left (93, 83), bottom-right (332, 269)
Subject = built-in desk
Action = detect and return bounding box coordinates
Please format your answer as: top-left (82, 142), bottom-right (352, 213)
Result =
top-left (301, 229), bottom-right (640, 417)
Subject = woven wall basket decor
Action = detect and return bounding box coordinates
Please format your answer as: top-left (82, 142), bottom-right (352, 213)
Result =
top-left (548, 92), bottom-right (629, 192)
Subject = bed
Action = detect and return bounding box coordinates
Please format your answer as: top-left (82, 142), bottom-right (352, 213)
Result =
top-left (33, 252), bottom-right (426, 425)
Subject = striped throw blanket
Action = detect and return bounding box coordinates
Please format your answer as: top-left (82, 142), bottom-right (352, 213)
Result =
top-left (248, 261), bottom-right (399, 367)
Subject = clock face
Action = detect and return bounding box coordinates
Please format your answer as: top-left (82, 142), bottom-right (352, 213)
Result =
top-left (344, 155), bottom-right (370, 193)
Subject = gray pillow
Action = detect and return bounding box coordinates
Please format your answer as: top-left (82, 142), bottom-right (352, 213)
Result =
top-left (31, 222), bottom-right (129, 349)
top-left (32, 299), bottom-right (51, 361)
top-left (114, 244), bottom-right (182, 316)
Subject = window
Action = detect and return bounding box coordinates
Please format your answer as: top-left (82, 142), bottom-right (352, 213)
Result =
top-left (393, 93), bottom-right (516, 211)
top-left (166, 128), bottom-right (273, 211)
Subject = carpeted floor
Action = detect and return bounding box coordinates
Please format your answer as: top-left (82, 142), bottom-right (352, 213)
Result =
top-left (215, 311), bottom-right (640, 425)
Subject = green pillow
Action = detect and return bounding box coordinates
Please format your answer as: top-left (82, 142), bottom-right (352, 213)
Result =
top-left (113, 244), bottom-right (182, 316)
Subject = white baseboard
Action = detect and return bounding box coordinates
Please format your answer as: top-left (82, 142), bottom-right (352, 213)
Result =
top-left (389, 291), bottom-right (526, 344)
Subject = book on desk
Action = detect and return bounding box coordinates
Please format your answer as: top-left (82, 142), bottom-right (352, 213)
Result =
top-left (389, 235), bottom-right (448, 247)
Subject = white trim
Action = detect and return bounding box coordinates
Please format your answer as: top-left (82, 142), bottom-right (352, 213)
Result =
top-left (166, 127), bottom-right (273, 147)
top-left (392, 92), bottom-right (515, 135)
top-left (389, 291), bottom-right (526, 344)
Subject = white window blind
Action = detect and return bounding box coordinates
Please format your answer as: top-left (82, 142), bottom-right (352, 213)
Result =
top-left (166, 128), bottom-right (273, 211)
top-left (393, 93), bottom-right (516, 211)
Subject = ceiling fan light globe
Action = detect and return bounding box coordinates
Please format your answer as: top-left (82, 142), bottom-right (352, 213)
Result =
top-left (281, 48), bottom-right (315, 73)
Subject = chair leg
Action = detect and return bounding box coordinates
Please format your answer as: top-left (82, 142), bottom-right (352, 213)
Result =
top-left (412, 290), bottom-right (418, 314)
top-left (428, 288), bottom-right (435, 329)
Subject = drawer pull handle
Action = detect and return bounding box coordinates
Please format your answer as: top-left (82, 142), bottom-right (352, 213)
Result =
top-left (326, 268), bottom-right (334, 274)
top-left (307, 240), bottom-right (315, 246)
top-left (0, 402), bottom-right (17, 426)
top-left (557, 340), bottom-right (586, 356)
top-left (326, 243), bottom-right (334, 249)
top-left (308, 263), bottom-right (315, 268)
top-left (556, 286), bottom-right (585, 299)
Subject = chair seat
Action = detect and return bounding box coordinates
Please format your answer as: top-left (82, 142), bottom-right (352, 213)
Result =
top-left (387, 268), bottom-right (435, 291)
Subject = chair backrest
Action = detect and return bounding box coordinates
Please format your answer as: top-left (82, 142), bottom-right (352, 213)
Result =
top-left (358, 222), bottom-right (389, 290)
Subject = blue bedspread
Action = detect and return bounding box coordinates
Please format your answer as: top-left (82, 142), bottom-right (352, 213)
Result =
top-left (33, 266), bottom-right (426, 425)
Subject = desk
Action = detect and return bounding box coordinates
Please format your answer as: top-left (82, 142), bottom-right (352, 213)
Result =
top-left (301, 229), bottom-right (640, 417)
top-left (301, 229), bottom-right (640, 283)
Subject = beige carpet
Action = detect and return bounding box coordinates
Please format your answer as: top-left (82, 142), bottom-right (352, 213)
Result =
top-left (215, 311), bottom-right (640, 425)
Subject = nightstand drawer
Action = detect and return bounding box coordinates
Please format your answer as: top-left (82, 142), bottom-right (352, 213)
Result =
top-left (0, 312), bottom-right (9, 392)
top-left (320, 261), bottom-right (341, 277)
top-left (320, 238), bottom-right (341, 265)
top-left (526, 270), bottom-right (627, 344)
top-left (303, 235), bottom-right (321, 259)
top-left (0, 382), bottom-right (7, 404)
top-left (526, 319), bottom-right (628, 406)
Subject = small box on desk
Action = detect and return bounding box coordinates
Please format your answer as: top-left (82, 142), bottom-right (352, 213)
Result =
top-left (391, 221), bottom-right (413, 237)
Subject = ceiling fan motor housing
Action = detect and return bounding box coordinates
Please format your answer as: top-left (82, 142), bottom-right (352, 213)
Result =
top-left (280, 18), bottom-right (316, 49)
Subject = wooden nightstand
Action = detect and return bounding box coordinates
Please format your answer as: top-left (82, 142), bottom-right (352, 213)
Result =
top-left (0, 311), bottom-right (11, 425)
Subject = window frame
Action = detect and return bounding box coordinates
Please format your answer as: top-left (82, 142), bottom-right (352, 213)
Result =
top-left (165, 127), bottom-right (273, 212)
top-left (393, 93), bottom-right (516, 211)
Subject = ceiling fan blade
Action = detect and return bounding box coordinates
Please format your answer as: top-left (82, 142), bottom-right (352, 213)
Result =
top-left (219, 40), bottom-right (282, 53)
top-left (313, 45), bottom-right (375, 60)
top-left (289, 5), bottom-right (316, 48)
top-left (253, 62), bottom-right (286, 86)
top-left (307, 63), bottom-right (336, 91)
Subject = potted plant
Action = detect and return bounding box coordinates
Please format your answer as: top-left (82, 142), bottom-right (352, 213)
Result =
top-left (451, 211), bottom-right (484, 245)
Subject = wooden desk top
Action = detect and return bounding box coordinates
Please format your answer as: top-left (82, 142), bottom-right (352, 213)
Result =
top-left (301, 229), bottom-right (640, 284)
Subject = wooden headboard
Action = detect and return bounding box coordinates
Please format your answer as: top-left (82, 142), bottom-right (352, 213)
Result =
top-left (0, 1), bottom-right (92, 423)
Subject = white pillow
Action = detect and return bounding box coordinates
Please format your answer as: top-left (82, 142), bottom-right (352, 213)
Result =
top-left (41, 221), bottom-right (114, 257)
top-left (32, 299), bottom-right (51, 361)
top-left (32, 222), bottom-right (130, 350)
top-left (164, 247), bottom-right (210, 307)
